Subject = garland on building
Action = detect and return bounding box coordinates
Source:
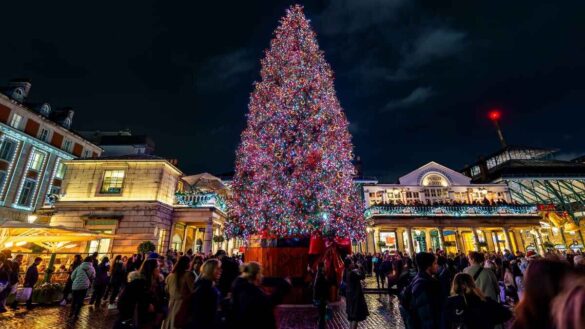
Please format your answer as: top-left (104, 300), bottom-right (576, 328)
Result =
top-left (226, 5), bottom-right (365, 241)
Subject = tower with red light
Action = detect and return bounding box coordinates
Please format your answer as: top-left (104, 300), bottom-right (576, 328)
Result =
top-left (488, 109), bottom-right (507, 148)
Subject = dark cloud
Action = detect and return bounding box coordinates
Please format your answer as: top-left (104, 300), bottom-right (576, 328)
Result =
top-left (382, 87), bottom-right (434, 112)
top-left (402, 29), bottom-right (467, 69)
top-left (195, 49), bottom-right (257, 92)
top-left (319, 0), bottom-right (406, 35)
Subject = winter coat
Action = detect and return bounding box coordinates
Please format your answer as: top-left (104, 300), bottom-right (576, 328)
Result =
top-left (444, 294), bottom-right (494, 329)
top-left (94, 263), bottom-right (110, 286)
top-left (109, 261), bottom-right (126, 285)
top-left (161, 272), bottom-right (195, 329)
top-left (232, 280), bottom-right (277, 329)
top-left (464, 265), bottom-right (500, 302)
top-left (344, 268), bottom-right (369, 322)
top-left (117, 271), bottom-right (165, 328)
top-left (410, 271), bottom-right (442, 329)
top-left (71, 262), bottom-right (96, 291)
top-left (313, 270), bottom-right (329, 303)
top-left (23, 264), bottom-right (39, 288)
top-left (186, 278), bottom-right (221, 329)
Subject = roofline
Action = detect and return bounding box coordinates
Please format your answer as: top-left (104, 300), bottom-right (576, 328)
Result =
top-left (63, 158), bottom-right (183, 175)
top-left (0, 92), bottom-right (102, 153)
top-left (461, 145), bottom-right (560, 170)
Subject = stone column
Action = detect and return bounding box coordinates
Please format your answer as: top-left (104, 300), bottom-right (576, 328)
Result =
top-left (396, 229), bottom-right (405, 252)
top-left (181, 225), bottom-right (189, 253)
top-left (406, 227), bottom-right (415, 256)
top-left (437, 227), bottom-right (445, 251)
top-left (490, 231), bottom-right (499, 253)
top-left (203, 218), bottom-right (213, 255)
top-left (425, 229), bottom-right (432, 252)
top-left (502, 227), bottom-right (512, 252)
top-left (471, 227), bottom-right (481, 251)
top-left (454, 229), bottom-right (462, 253)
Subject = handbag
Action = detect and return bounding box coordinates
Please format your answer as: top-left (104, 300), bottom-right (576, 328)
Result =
top-left (16, 287), bottom-right (32, 302)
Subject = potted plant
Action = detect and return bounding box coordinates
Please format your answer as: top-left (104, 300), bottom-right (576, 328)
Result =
top-left (213, 235), bottom-right (225, 248)
top-left (137, 241), bottom-right (156, 254)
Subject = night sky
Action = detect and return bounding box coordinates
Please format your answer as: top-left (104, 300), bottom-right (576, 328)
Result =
top-left (1, 1), bottom-right (585, 181)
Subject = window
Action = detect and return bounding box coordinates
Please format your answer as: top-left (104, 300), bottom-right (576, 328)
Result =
top-left (157, 229), bottom-right (168, 253)
top-left (29, 152), bottom-right (45, 171)
top-left (39, 128), bottom-right (50, 142)
top-left (87, 232), bottom-right (112, 256)
top-left (62, 140), bottom-right (73, 152)
top-left (82, 150), bottom-right (91, 158)
top-left (9, 114), bottom-right (22, 129)
top-left (55, 162), bottom-right (66, 179)
top-left (100, 170), bottom-right (125, 194)
top-left (0, 140), bottom-right (16, 161)
top-left (0, 171), bottom-right (6, 189)
top-left (45, 185), bottom-right (61, 204)
top-left (18, 179), bottom-right (36, 206)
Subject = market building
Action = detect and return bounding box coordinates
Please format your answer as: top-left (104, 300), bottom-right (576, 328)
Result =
top-left (462, 145), bottom-right (585, 252)
top-left (0, 79), bottom-right (101, 223)
top-left (362, 161), bottom-right (541, 255)
top-left (44, 156), bottom-right (238, 256)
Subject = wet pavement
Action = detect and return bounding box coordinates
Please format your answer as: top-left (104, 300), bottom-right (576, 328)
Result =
top-left (0, 277), bottom-right (404, 329)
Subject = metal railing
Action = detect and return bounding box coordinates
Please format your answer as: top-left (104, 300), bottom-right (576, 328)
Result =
top-left (365, 204), bottom-right (539, 218)
top-left (174, 192), bottom-right (227, 212)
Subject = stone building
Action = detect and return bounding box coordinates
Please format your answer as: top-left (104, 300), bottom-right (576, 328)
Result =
top-left (362, 161), bottom-right (541, 255)
top-left (47, 156), bottom-right (237, 256)
top-left (0, 79), bottom-right (101, 223)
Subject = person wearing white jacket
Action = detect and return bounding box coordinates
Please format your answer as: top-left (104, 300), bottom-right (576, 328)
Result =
top-left (69, 256), bottom-right (95, 320)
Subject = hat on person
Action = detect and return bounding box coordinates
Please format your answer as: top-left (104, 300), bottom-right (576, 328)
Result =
top-left (526, 250), bottom-right (538, 259)
top-left (147, 252), bottom-right (160, 259)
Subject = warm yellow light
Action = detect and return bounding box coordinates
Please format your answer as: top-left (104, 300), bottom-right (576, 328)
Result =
top-left (27, 215), bottom-right (37, 224)
top-left (15, 241), bottom-right (26, 247)
top-left (64, 244), bottom-right (77, 249)
top-left (4, 242), bottom-right (13, 248)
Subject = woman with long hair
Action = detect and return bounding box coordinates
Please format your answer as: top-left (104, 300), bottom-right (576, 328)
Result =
top-left (107, 255), bottom-right (126, 307)
top-left (552, 275), bottom-right (585, 329)
top-left (162, 256), bottom-right (194, 329)
top-left (445, 273), bottom-right (493, 329)
top-left (511, 259), bottom-right (573, 329)
top-left (185, 259), bottom-right (222, 328)
top-left (116, 259), bottom-right (165, 329)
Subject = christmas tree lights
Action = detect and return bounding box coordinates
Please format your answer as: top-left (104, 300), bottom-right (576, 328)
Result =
top-left (226, 5), bottom-right (365, 241)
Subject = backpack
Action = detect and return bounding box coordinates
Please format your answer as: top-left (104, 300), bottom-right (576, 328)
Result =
top-left (398, 276), bottom-right (421, 329)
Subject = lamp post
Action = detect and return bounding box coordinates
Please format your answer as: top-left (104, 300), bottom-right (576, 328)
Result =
top-left (488, 109), bottom-right (507, 148)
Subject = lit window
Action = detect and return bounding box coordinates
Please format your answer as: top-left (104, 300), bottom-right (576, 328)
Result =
top-left (0, 140), bottom-right (16, 161)
top-left (55, 162), bottom-right (66, 179)
top-left (157, 229), bottom-right (168, 253)
top-left (9, 114), bottom-right (22, 129)
top-left (62, 140), bottom-right (73, 152)
top-left (39, 128), bottom-right (50, 142)
top-left (29, 152), bottom-right (45, 171)
top-left (18, 179), bottom-right (36, 206)
top-left (100, 170), bottom-right (125, 194)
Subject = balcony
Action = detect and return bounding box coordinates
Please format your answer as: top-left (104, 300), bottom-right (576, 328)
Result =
top-left (175, 192), bottom-right (227, 212)
top-left (365, 204), bottom-right (539, 219)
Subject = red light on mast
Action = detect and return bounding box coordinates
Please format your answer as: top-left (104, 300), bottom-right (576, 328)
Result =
top-left (488, 109), bottom-right (502, 121)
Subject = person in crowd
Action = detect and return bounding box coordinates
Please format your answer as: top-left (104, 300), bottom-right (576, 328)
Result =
top-left (8, 254), bottom-right (23, 309)
top-left (552, 275), bottom-right (585, 329)
top-left (91, 252), bottom-right (99, 269)
top-left (373, 253), bottom-right (384, 289)
top-left (464, 251), bottom-right (499, 302)
top-left (0, 254), bottom-right (12, 312)
top-left (158, 255), bottom-right (170, 278)
top-left (386, 257), bottom-right (404, 294)
top-left (380, 255), bottom-right (392, 289)
top-left (186, 259), bottom-right (222, 329)
top-left (406, 252), bottom-right (441, 329)
top-left (444, 272), bottom-right (512, 329)
top-left (511, 259), bottom-right (573, 329)
top-left (116, 259), bottom-right (165, 329)
top-left (191, 255), bottom-right (204, 282)
top-left (435, 255), bottom-right (452, 305)
top-left (162, 256), bottom-right (194, 329)
top-left (365, 253), bottom-right (373, 276)
top-left (90, 256), bottom-right (110, 307)
top-left (343, 258), bottom-right (369, 329)
top-left (313, 262), bottom-right (329, 329)
top-left (107, 255), bottom-right (126, 308)
top-left (232, 261), bottom-right (290, 329)
top-left (60, 254), bottom-right (82, 306)
top-left (573, 254), bottom-right (585, 273)
top-left (23, 257), bottom-right (42, 310)
top-left (69, 256), bottom-right (96, 320)
top-left (215, 250), bottom-right (239, 297)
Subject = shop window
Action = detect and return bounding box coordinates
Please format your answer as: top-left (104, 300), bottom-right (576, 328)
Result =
top-left (100, 170), bottom-right (125, 194)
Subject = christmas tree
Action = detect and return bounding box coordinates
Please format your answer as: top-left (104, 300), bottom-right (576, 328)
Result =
top-left (227, 5), bottom-right (365, 241)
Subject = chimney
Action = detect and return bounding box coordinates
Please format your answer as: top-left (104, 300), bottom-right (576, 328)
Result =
top-left (8, 78), bottom-right (32, 102)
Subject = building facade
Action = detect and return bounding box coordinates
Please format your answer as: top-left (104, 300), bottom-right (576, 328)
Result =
top-left (46, 157), bottom-right (238, 256)
top-left (362, 162), bottom-right (541, 255)
top-left (462, 146), bottom-right (585, 252)
top-left (0, 79), bottom-right (101, 223)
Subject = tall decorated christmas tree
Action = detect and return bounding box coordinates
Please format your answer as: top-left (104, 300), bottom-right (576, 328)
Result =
top-left (227, 5), bottom-right (365, 243)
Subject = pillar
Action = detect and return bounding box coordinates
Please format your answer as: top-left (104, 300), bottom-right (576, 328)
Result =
top-left (203, 218), bottom-right (213, 255)
top-left (437, 227), bottom-right (445, 251)
top-left (181, 225), bottom-right (189, 253)
top-left (454, 229), bottom-right (462, 253)
top-left (471, 227), bottom-right (480, 251)
top-left (366, 228), bottom-right (375, 254)
top-left (534, 228), bottom-right (544, 255)
top-left (489, 231), bottom-right (499, 253)
top-left (502, 227), bottom-right (512, 252)
top-left (425, 229), bottom-right (432, 252)
top-left (396, 229), bottom-right (405, 252)
top-left (406, 227), bottom-right (415, 256)
top-left (558, 227), bottom-right (567, 247)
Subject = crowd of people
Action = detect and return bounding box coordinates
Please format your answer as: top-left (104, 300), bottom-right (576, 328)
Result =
top-left (0, 246), bottom-right (584, 329)
top-left (344, 248), bottom-right (585, 329)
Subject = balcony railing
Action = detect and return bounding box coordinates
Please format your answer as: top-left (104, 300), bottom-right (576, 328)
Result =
top-left (175, 192), bottom-right (227, 212)
top-left (365, 204), bottom-right (539, 219)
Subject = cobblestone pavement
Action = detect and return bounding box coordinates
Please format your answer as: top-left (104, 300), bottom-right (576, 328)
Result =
top-left (0, 277), bottom-right (404, 329)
